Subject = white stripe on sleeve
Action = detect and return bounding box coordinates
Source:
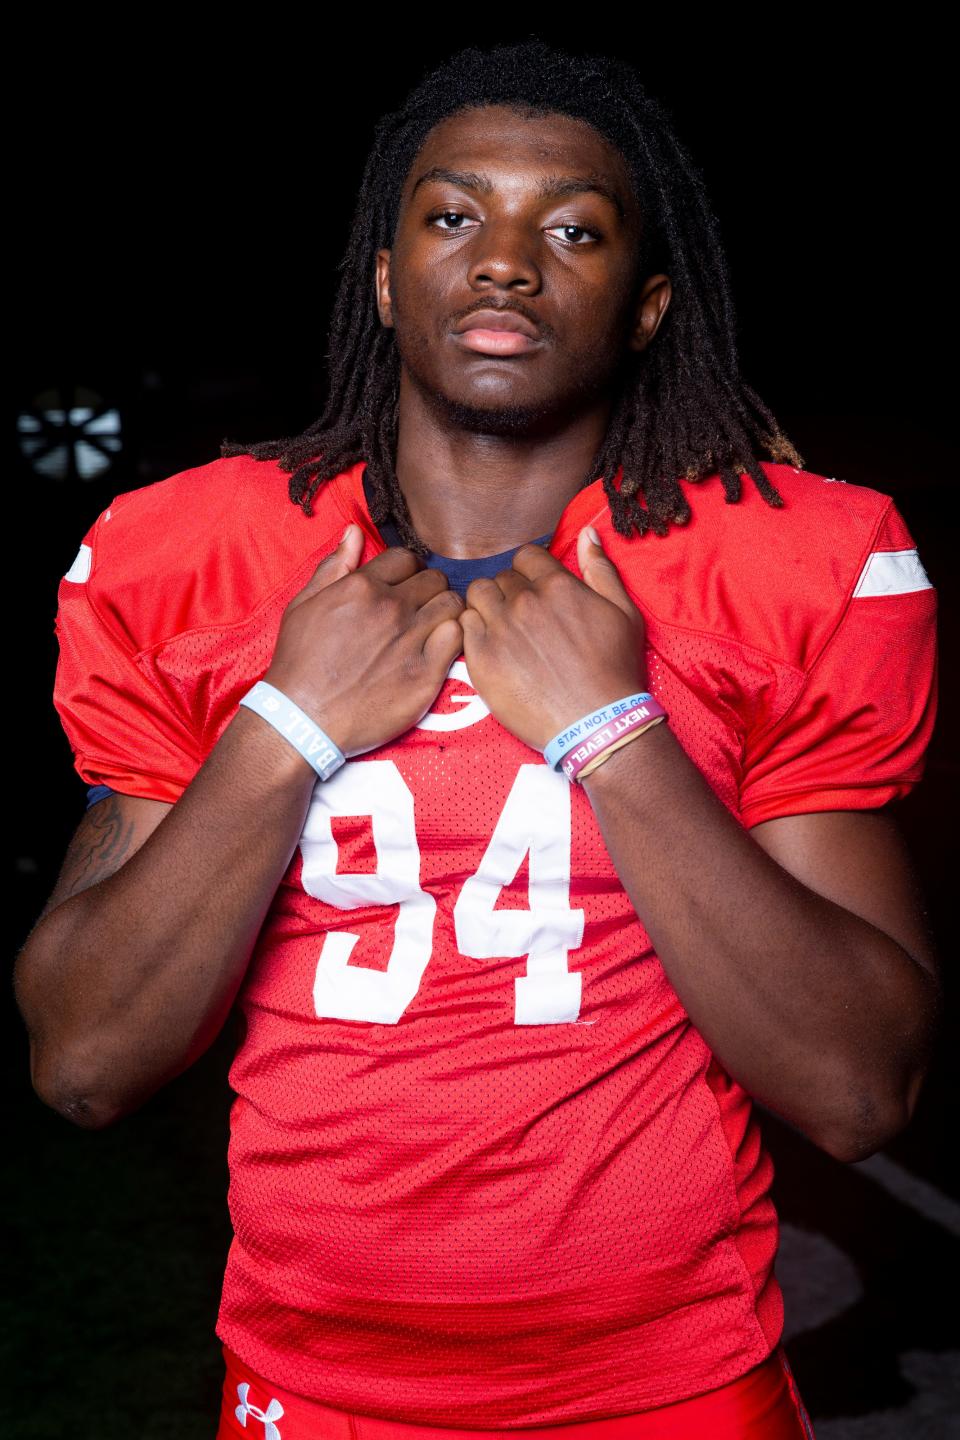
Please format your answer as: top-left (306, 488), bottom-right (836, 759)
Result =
top-left (64, 543), bottom-right (92, 583)
top-left (852, 548), bottom-right (932, 598)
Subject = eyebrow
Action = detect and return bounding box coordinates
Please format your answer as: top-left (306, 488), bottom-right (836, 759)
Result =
top-left (410, 166), bottom-right (627, 221)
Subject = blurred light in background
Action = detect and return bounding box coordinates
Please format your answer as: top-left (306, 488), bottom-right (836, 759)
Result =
top-left (18, 384), bottom-right (122, 480)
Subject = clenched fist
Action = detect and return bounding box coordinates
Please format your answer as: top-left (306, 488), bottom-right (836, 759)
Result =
top-left (264, 524), bottom-right (466, 757)
top-left (460, 526), bottom-right (648, 753)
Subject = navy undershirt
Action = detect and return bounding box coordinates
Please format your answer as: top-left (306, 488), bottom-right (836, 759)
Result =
top-left (84, 477), bottom-right (552, 810)
top-left (360, 472), bottom-right (552, 600)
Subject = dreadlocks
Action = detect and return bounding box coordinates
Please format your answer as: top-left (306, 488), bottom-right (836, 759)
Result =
top-left (221, 36), bottom-right (803, 558)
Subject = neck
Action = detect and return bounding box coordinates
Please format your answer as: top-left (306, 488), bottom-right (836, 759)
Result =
top-left (392, 371), bottom-right (614, 559)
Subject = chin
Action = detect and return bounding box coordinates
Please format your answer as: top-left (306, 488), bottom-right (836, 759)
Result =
top-left (429, 385), bottom-right (582, 439)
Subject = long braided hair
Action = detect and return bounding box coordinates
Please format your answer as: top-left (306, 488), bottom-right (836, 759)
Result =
top-left (221, 37), bottom-right (803, 557)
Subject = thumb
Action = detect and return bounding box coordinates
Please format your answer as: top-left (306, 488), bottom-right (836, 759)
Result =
top-left (422, 614), bottom-right (465, 674)
top-left (577, 525), bottom-right (639, 623)
top-left (290, 523), bottom-right (365, 608)
top-left (330, 522), bottom-right (365, 575)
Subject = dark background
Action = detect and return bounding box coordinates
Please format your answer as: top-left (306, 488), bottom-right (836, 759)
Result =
top-left (9, 23), bottom-right (958, 1438)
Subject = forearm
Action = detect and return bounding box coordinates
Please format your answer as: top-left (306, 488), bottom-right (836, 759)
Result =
top-left (20, 707), bottom-right (316, 1127)
top-left (580, 720), bottom-right (939, 1160)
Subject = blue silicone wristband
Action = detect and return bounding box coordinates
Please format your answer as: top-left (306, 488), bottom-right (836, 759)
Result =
top-left (239, 680), bottom-right (346, 781)
top-left (543, 693), bottom-right (654, 771)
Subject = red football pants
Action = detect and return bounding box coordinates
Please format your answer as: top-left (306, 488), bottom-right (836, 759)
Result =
top-left (216, 1342), bottom-right (816, 1438)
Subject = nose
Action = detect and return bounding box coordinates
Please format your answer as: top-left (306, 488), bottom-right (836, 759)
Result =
top-left (466, 219), bottom-right (543, 293)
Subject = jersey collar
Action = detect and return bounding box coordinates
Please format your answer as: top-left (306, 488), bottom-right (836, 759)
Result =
top-left (330, 459), bottom-right (620, 561)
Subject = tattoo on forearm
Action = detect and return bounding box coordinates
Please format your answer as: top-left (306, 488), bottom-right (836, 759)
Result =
top-left (42, 796), bottom-right (137, 915)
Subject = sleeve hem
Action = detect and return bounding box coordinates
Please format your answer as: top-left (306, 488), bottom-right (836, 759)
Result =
top-left (73, 752), bottom-right (188, 806)
top-left (741, 780), bottom-right (918, 829)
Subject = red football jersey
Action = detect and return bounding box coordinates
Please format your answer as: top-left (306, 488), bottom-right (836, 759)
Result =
top-left (52, 455), bottom-right (938, 1427)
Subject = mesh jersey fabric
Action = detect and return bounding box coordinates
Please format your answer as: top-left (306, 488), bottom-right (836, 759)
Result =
top-left (82, 486), bottom-right (553, 811)
top-left (52, 454), bottom-right (937, 1427)
top-left (218, 1339), bottom-right (818, 1438)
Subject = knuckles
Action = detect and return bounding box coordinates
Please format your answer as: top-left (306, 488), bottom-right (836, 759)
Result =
top-left (349, 569), bottom-right (379, 599)
top-left (464, 576), bottom-right (500, 606)
top-left (423, 568), bottom-right (456, 599)
top-left (436, 589), bottom-right (466, 613)
top-left (511, 585), bottom-right (540, 618)
top-left (374, 590), bottom-right (408, 627)
top-left (513, 542), bottom-right (549, 563)
top-left (538, 568), bottom-right (570, 598)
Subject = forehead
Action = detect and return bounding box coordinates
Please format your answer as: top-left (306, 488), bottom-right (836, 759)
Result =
top-left (399, 104), bottom-right (637, 210)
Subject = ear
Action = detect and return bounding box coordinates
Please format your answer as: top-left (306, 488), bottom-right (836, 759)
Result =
top-left (628, 272), bottom-right (672, 354)
top-left (376, 249), bottom-right (394, 329)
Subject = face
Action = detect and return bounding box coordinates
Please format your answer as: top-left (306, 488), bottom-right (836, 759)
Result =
top-left (375, 104), bottom-right (672, 436)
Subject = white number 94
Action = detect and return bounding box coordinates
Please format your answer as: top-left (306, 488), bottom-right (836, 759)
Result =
top-left (299, 760), bottom-right (585, 1026)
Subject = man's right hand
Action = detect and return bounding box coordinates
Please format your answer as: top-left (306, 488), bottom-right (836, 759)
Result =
top-left (263, 524), bottom-right (466, 757)
top-left (18, 528), bottom-right (468, 1128)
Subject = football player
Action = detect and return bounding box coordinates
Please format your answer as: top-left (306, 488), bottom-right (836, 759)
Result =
top-left (16, 37), bottom-right (940, 1440)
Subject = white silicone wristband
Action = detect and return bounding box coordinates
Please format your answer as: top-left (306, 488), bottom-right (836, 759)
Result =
top-left (238, 680), bottom-right (346, 782)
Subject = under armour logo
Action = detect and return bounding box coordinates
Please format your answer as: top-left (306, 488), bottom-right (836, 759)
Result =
top-left (235, 1381), bottom-right (284, 1438)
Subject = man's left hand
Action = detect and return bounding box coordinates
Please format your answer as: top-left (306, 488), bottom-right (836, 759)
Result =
top-left (459, 526), bottom-right (649, 754)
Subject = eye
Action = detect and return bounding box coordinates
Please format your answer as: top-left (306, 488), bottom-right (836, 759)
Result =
top-left (428, 210), bottom-right (477, 232)
top-left (546, 223), bottom-right (602, 245)
top-left (427, 211), bottom-right (601, 245)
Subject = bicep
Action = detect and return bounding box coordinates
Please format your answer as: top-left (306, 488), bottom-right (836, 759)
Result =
top-left (748, 808), bottom-right (940, 982)
top-left (40, 791), bottom-right (174, 919)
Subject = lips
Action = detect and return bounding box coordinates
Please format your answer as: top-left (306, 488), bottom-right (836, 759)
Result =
top-left (451, 308), bottom-right (543, 356)
top-left (453, 309), bottom-right (541, 340)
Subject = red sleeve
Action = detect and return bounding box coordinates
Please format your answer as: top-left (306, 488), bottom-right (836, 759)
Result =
top-left (738, 500), bottom-right (938, 828)
top-left (52, 508), bottom-right (199, 804)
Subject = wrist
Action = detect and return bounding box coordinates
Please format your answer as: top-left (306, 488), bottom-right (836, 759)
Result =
top-left (543, 688), bottom-right (662, 783)
top-left (230, 703), bottom-right (320, 789)
top-left (262, 667), bottom-right (336, 734)
top-left (240, 679), bottom-right (347, 782)
top-left (577, 714), bottom-right (672, 794)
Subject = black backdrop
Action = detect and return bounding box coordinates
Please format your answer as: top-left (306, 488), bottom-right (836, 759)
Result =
top-left (9, 21), bottom-right (958, 1439)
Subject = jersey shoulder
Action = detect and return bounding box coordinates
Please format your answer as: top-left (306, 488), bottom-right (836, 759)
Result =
top-left (600, 461), bottom-right (928, 671)
top-left (62, 453), bottom-right (353, 653)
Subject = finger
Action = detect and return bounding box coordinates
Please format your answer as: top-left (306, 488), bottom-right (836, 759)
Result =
top-left (463, 573), bottom-right (508, 620)
top-left (508, 541), bottom-right (566, 582)
top-left (360, 543), bottom-right (426, 585)
top-left (289, 523), bottom-right (367, 607)
top-left (409, 587), bottom-right (466, 653)
top-left (422, 614), bottom-right (465, 672)
top-left (488, 568), bottom-right (529, 602)
top-left (458, 606), bottom-right (486, 649)
top-left (394, 564), bottom-right (458, 608)
top-left (576, 525), bottom-right (642, 624)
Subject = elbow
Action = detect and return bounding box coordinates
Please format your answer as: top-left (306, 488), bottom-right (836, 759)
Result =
top-left (15, 930), bottom-right (107, 1128)
top-left (823, 1066), bottom-right (933, 1166)
top-left (808, 1067), bottom-right (906, 1163)
top-left (827, 970), bottom-right (943, 1165)
top-left (819, 1109), bottom-right (897, 1165)
top-left (824, 1126), bottom-right (894, 1166)
top-left (17, 930), bottom-right (139, 1131)
top-left (50, 1089), bottom-right (118, 1131)
top-left (18, 1005), bottom-right (116, 1131)
top-left (27, 1020), bottom-right (136, 1131)
top-left (32, 1053), bottom-right (123, 1130)
top-left (29, 1025), bottom-right (194, 1132)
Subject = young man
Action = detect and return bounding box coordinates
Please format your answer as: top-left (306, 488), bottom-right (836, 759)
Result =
top-left (17, 37), bottom-right (939, 1440)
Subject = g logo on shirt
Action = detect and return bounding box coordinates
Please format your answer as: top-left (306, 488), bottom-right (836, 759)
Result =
top-left (415, 658), bottom-right (490, 732)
